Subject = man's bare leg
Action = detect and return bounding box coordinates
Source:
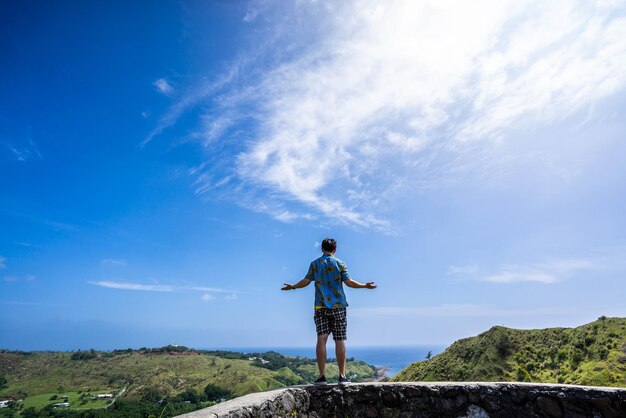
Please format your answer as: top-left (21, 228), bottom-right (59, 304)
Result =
top-left (335, 339), bottom-right (347, 377)
top-left (316, 334), bottom-right (329, 376)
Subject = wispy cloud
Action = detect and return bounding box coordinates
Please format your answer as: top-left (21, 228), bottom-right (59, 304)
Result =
top-left (447, 263), bottom-right (478, 276)
top-left (89, 281), bottom-right (174, 292)
top-left (0, 256), bottom-right (6, 270)
top-left (0, 300), bottom-right (60, 307)
top-left (14, 242), bottom-right (35, 247)
top-left (3, 138), bottom-right (42, 162)
top-left (351, 304), bottom-right (576, 319)
top-left (142, 66), bottom-right (240, 147)
top-left (449, 256), bottom-right (599, 284)
top-left (186, 285), bottom-right (241, 294)
top-left (201, 293), bottom-right (215, 302)
top-left (153, 78), bottom-right (174, 96)
top-left (100, 259), bottom-right (127, 266)
top-left (88, 280), bottom-right (240, 297)
top-left (1, 209), bottom-right (79, 232)
top-left (3, 274), bottom-right (36, 283)
top-left (150, 0), bottom-right (626, 230)
top-left (484, 270), bottom-right (558, 284)
top-left (483, 259), bottom-right (596, 284)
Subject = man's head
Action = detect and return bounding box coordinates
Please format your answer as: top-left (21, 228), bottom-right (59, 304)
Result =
top-left (321, 238), bottom-right (337, 254)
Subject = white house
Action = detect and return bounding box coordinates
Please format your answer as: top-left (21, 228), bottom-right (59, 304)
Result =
top-left (248, 356), bottom-right (270, 364)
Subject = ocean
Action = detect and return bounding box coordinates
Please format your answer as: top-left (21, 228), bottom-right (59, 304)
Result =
top-left (220, 345), bottom-right (446, 377)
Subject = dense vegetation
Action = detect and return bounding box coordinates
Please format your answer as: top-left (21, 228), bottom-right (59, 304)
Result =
top-left (393, 317), bottom-right (626, 387)
top-left (0, 346), bottom-right (377, 417)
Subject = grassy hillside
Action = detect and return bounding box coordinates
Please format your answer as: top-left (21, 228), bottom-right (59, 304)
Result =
top-left (393, 317), bottom-right (626, 387)
top-left (0, 346), bottom-right (377, 415)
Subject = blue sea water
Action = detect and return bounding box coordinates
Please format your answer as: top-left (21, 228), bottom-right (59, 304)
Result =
top-left (220, 345), bottom-right (446, 377)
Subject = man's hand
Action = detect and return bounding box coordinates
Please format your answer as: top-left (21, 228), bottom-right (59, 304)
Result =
top-left (365, 282), bottom-right (377, 289)
top-left (282, 278), bottom-right (312, 291)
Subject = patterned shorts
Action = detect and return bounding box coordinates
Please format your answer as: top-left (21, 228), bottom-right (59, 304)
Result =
top-left (314, 308), bottom-right (347, 341)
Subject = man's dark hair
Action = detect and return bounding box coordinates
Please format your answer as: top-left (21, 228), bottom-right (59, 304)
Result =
top-left (321, 238), bottom-right (337, 253)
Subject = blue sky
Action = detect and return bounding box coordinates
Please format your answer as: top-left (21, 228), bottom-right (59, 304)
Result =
top-left (2, 0), bottom-right (626, 351)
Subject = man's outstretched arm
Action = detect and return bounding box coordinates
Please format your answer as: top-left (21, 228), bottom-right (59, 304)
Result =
top-left (281, 278), bottom-right (312, 291)
top-left (344, 279), bottom-right (377, 289)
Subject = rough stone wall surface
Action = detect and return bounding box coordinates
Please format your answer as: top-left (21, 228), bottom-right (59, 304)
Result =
top-left (176, 382), bottom-right (626, 418)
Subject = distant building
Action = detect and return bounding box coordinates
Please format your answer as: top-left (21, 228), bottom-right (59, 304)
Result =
top-left (248, 356), bottom-right (270, 364)
top-left (53, 402), bottom-right (69, 408)
top-left (0, 400), bottom-right (12, 408)
top-left (95, 394), bottom-right (114, 398)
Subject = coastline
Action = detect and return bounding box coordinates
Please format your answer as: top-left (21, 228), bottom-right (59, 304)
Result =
top-left (362, 365), bottom-right (390, 382)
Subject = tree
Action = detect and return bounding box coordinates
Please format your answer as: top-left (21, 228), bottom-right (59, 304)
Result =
top-left (0, 374), bottom-right (7, 390)
top-left (426, 351), bottom-right (432, 360)
top-left (204, 384), bottom-right (230, 401)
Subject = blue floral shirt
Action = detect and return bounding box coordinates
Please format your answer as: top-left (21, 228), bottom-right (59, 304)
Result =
top-left (305, 254), bottom-right (351, 309)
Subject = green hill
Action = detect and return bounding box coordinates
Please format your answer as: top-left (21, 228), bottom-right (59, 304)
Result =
top-left (393, 317), bottom-right (626, 387)
top-left (0, 346), bottom-right (377, 416)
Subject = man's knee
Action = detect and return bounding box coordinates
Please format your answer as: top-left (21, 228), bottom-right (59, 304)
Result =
top-left (317, 334), bottom-right (329, 343)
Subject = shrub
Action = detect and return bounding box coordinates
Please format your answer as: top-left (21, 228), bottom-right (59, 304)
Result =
top-left (516, 367), bottom-right (530, 382)
top-left (140, 387), bottom-right (165, 402)
top-left (496, 335), bottom-right (511, 358)
top-left (204, 384), bottom-right (231, 401)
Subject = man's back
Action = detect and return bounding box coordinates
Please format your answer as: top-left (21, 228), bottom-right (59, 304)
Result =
top-left (305, 254), bottom-right (350, 309)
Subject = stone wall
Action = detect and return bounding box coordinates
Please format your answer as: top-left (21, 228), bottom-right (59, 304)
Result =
top-left (177, 382), bottom-right (626, 418)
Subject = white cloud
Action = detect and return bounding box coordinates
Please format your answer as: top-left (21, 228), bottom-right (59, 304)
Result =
top-left (142, 67), bottom-right (239, 147)
top-left (0, 300), bottom-right (59, 306)
top-left (201, 293), bottom-right (215, 301)
top-left (101, 259), bottom-right (127, 266)
top-left (88, 280), bottom-right (240, 295)
top-left (90, 281), bottom-right (175, 292)
top-left (236, 0), bottom-right (626, 227)
top-left (482, 258), bottom-right (597, 284)
top-left (351, 304), bottom-right (576, 319)
top-left (0, 256), bottom-right (6, 269)
top-left (484, 270), bottom-right (557, 284)
top-left (187, 286), bottom-right (241, 294)
top-left (3, 139), bottom-right (42, 162)
top-left (447, 263), bottom-right (478, 276)
top-left (152, 0), bottom-right (626, 229)
top-left (3, 274), bottom-right (36, 283)
top-left (452, 249), bottom-right (626, 285)
top-left (153, 78), bottom-right (174, 96)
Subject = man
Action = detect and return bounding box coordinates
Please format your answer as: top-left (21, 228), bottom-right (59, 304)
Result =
top-left (281, 238), bottom-right (377, 385)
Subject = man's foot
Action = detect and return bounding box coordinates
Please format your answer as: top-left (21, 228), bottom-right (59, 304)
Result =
top-left (314, 375), bottom-right (327, 385)
top-left (338, 375), bottom-right (351, 385)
